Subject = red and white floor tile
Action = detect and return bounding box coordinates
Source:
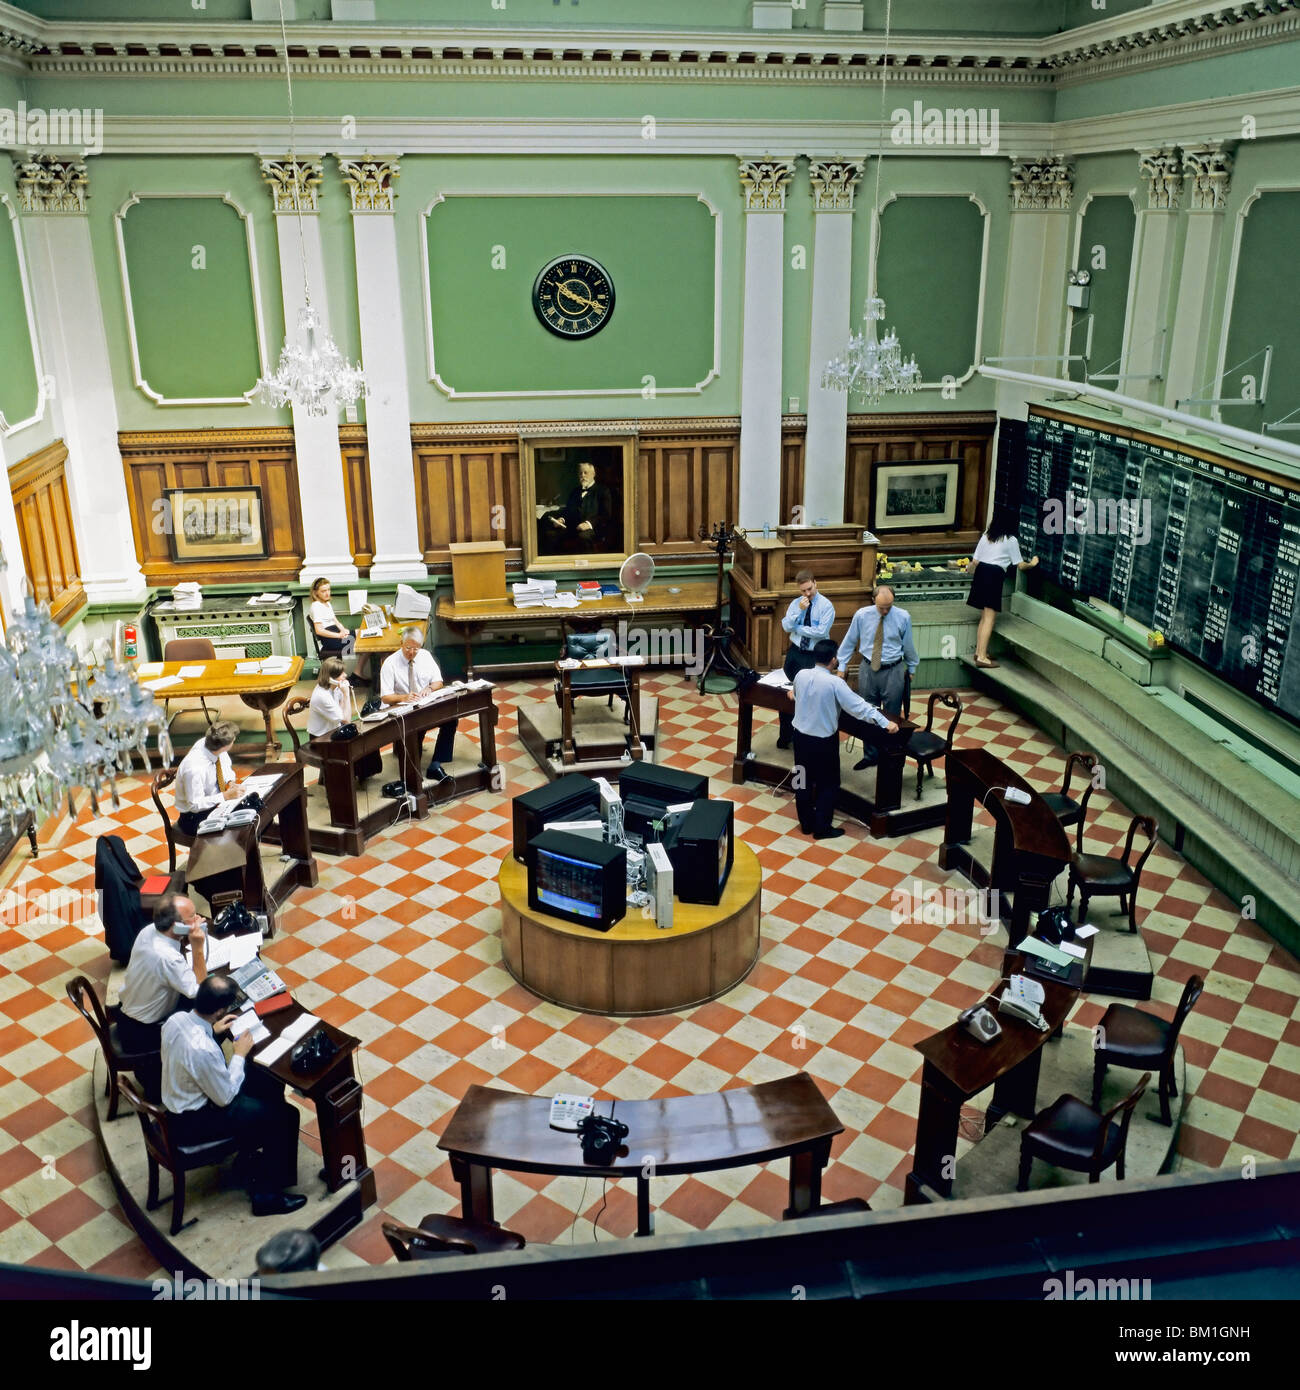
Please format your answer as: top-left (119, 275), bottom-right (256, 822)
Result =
top-left (1, 677), bottom-right (1297, 1277)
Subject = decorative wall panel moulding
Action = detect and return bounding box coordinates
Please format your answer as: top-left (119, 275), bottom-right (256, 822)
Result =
top-left (0, 192), bottom-right (48, 438)
top-left (337, 155), bottom-right (400, 214)
top-left (807, 159), bottom-right (864, 213)
top-left (1009, 155), bottom-right (1074, 212)
top-left (739, 158), bottom-right (796, 212)
top-left (1183, 142), bottom-right (1235, 211)
top-left (259, 157), bottom-right (324, 214)
top-left (409, 418), bottom-right (745, 442)
top-left (1139, 148), bottom-right (1184, 212)
top-left (13, 155), bottom-right (86, 214)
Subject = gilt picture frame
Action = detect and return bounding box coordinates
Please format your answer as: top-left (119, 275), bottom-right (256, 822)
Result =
top-left (520, 435), bottom-right (637, 569)
top-left (163, 486), bottom-right (267, 563)
top-left (871, 461), bottom-right (961, 533)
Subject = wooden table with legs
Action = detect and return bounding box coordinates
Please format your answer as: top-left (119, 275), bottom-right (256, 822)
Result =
top-left (438, 1073), bottom-right (843, 1238)
top-left (138, 657), bottom-right (304, 762)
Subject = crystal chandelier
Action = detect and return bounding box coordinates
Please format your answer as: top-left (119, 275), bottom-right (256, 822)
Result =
top-left (821, 0), bottom-right (920, 404)
top-left (255, 0), bottom-right (367, 417)
top-left (0, 575), bottom-right (171, 833)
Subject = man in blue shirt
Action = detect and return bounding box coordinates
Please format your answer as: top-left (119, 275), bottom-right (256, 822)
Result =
top-left (790, 639), bottom-right (898, 838)
top-left (777, 569), bottom-right (835, 749)
top-left (838, 582), bottom-right (917, 714)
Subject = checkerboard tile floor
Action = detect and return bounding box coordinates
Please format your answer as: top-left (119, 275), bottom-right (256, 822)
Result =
top-left (1, 676), bottom-right (1297, 1278)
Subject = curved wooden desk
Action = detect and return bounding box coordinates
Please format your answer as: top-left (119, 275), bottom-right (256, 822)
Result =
top-left (498, 840), bottom-right (761, 1015)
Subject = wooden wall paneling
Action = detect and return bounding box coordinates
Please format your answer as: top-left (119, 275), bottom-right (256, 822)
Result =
top-left (411, 429), bottom-right (522, 567)
top-left (8, 438), bottom-right (85, 625)
top-left (780, 420), bottom-right (805, 527)
top-left (338, 424), bottom-right (373, 575)
top-left (637, 423), bottom-right (739, 555)
top-left (118, 428), bottom-right (304, 585)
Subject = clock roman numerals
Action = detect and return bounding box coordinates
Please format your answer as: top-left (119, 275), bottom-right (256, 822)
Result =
top-left (532, 255), bottom-right (615, 340)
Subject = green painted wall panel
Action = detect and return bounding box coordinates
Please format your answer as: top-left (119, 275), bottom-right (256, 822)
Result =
top-left (0, 201), bottom-right (40, 430)
top-left (119, 196), bottom-right (262, 401)
top-left (425, 194), bottom-right (714, 394)
top-left (1221, 191), bottom-right (1300, 436)
top-left (1075, 192), bottom-right (1135, 383)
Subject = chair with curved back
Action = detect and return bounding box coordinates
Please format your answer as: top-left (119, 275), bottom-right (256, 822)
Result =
top-left (1067, 812), bottom-right (1158, 932)
top-left (161, 638), bottom-right (217, 732)
top-left (904, 689), bottom-right (962, 800)
top-left (1040, 751), bottom-right (1097, 852)
top-left (117, 1076), bottom-right (239, 1235)
top-left (282, 697), bottom-right (323, 771)
top-left (1092, 974), bottom-right (1204, 1126)
top-left (151, 768), bottom-right (196, 877)
top-left (381, 1213), bottom-right (526, 1261)
top-left (1017, 1072), bottom-right (1151, 1191)
top-left (65, 976), bottom-right (159, 1121)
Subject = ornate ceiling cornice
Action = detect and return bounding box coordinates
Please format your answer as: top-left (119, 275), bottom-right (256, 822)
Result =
top-left (0, 1), bottom-right (1297, 90)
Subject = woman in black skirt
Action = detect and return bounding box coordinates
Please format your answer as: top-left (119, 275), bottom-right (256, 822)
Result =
top-left (966, 508), bottom-right (1038, 668)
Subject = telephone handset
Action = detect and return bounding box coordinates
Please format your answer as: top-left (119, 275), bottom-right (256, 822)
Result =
top-left (998, 974), bottom-right (1049, 1031)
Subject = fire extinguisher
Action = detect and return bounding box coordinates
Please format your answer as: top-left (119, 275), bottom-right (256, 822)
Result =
top-left (123, 624), bottom-right (138, 660)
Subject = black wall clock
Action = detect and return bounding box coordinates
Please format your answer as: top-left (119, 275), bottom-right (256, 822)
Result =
top-left (532, 255), bottom-right (615, 339)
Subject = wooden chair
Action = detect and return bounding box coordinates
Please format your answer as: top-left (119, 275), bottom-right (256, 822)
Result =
top-left (1017, 1073), bottom-right (1151, 1191)
top-left (65, 976), bottom-right (159, 1122)
top-left (381, 1213), bottom-right (526, 1261)
top-left (554, 628), bottom-right (628, 721)
top-left (117, 1076), bottom-right (239, 1235)
top-left (1040, 751), bottom-right (1097, 853)
top-left (1067, 812), bottom-right (1158, 932)
top-left (151, 768), bottom-right (195, 877)
top-left (161, 638), bottom-right (217, 732)
top-left (1093, 975), bottom-right (1204, 1126)
top-left (904, 689), bottom-right (962, 800)
top-left (282, 697), bottom-right (323, 771)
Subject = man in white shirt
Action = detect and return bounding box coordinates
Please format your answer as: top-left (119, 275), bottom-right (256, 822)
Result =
top-left (790, 639), bottom-right (898, 839)
top-left (116, 896), bottom-right (208, 1070)
top-left (173, 721), bottom-right (243, 835)
top-left (161, 975), bottom-right (306, 1218)
top-left (777, 569), bottom-right (836, 749)
top-left (379, 626), bottom-right (457, 780)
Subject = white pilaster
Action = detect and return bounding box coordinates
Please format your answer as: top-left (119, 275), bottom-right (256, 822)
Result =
top-left (261, 158), bottom-right (358, 585)
top-left (338, 157), bottom-right (425, 582)
top-left (803, 159), bottom-right (862, 525)
top-left (1164, 143), bottom-right (1234, 411)
top-left (1122, 149), bottom-right (1183, 403)
top-left (738, 159), bottom-right (794, 532)
top-left (0, 431), bottom-right (28, 622)
top-left (17, 158), bottom-right (146, 605)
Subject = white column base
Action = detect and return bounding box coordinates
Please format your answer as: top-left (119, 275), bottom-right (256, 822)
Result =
top-left (81, 573), bottom-right (149, 606)
top-left (297, 557), bottom-right (359, 586)
top-left (368, 555), bottom-right (429, 582)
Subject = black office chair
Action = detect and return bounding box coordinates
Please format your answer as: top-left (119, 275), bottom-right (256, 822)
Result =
top-left (904, 690), bottom-right (962, 800)
top-left (1017, 1073), bottom-right (1150, 1190)
top-left (382, 1213), bottom-right (526, 1260)
top-left (1040, 751), bottom-right (1097, 853)
top-left (1068, 813), bottom-right (1158, 932)
top-left (554, 628), bottom-right (629, 723)
top-left (1092, 975), bottom-right (1204, 1126)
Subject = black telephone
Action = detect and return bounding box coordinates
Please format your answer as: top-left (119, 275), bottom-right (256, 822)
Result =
top-left (290, 1029), bottom-right (339, 1076)
top-left (331, 722), bottom-right (359, 740)
top-left (577, 1111), bottom-right (629, 1164)
top-left (235, 791), bottom-right (263, 814)
top-left (360, 697), bottom-right (383, 717)
top-left (212, 901), bottom-right (255, 937)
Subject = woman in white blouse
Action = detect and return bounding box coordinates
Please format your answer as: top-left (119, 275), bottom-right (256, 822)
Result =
top-left (307, 658), bottom-right (352, 737)
top-left (967, 508), bottom-right (1039, 668)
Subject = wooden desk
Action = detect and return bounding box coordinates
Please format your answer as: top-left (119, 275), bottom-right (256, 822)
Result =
top-left (557, 658), bottom-right (644, 765)
top-left (139, 657), bottom-right (303, 762)
top-left (436, 581), bottom-right (719, 678)
top-left (498, 840), bottom-right (761, 1014)
top-left (939, 748), bottom-right (1072, 947)
top-left (906, 965), bottom-right (1079, 1204)
top-left (353, 618), bottom-right (405, 657)
top-left (309, 686), bottom-right (499, 857)
top-left (732, 681), bottom-right (918, 836)
top-left (439, 1073), bottom-right (843, 1237)
top-left (184, 763), bottom-right (318, 932)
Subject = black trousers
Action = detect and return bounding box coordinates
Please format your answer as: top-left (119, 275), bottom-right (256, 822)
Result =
top-left (792, 729), bottom-right (841, 835)
top-left (177, 810), bottom-right (208, 836)
top-left (116, 1011), bottom-right (165, 1102)
top-left (779, 646), bottom-right (817, 740)
top-left (168, 1065), bottom-right (299, 1195)
top-left (421, 720), bottom-right (458, 770)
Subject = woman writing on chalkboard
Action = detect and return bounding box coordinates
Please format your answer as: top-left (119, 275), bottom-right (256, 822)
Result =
top-left (967, 508), bottom-right (1038, 668)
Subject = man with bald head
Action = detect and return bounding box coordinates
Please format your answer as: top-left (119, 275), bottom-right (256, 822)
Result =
top-left (836, 585), bottom-right (918, 741)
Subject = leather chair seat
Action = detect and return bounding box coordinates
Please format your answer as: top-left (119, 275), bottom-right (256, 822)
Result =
top-left (1024, 1094), bottom-right (1123, 1167)
top-left (1096, 1003), bottom-right (1170, 1060)
top-left (1072, 853), bottom-right (1135, 889)
top-left (417, 1212), bottom-right (525, 1256)
top-left (1041, 791), bottom-right (1079, 820)
top-left (907, 731), bottom-right (947, 761)
top-left (175, 1136), bottom-right (239, 1164)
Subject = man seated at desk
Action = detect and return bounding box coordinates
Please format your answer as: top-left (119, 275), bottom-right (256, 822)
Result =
top-left (161, 975), bottom-right (306, 1218)
top-left (379, 626), bottom-right (457, 783)
top-left (790, 639), bottom-right (898, 840)
top-left (173, 722), bottom-right (244, 835)
top-left (116, 895), bottom-right (209, 1097)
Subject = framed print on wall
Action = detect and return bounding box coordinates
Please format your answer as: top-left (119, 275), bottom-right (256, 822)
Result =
top-left (520, 436), bottom-right (636, 569)
top-left (871, 461), bottom-right (961, 533)
top-left (164, 486), bottom-right (267, 563)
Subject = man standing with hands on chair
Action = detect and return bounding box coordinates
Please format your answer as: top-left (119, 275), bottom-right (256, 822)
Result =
top-left (836, 586), bottom-right (917, 770)
top-left (379, 626), bottom-right (457, 783)
top-left (790, 639), bottom-right (898, 839)
top-left (777, 570), bottom-right (835, 750)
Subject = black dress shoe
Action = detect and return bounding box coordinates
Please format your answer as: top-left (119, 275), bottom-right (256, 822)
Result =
top-left (815, 827), bottom-right (846, 840)
top-left (251, 1191), bottom-right (308, 1218)
top-left (776, 737), bottom-right (792, 751)
top-left (426, 763), bottom-right (449, 782)
top-left (852, 753), bottom-right (877, 771)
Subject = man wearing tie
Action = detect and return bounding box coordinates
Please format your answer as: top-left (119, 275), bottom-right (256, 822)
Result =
top-left (777, 569), bottom-right (835, 749)
top-left (550, 460), bottom-right (613, 553)
top-left (173, 722), bottom-right (243, 835)
top-left (379, 626), bottom-right (457, 781)
top-left (836, 586), bottom-right (918, 769)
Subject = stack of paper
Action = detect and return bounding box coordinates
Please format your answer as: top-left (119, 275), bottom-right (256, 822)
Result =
top-left (255, 1012), bottom-right (321, 1067)
top-left (513, 577), bottom-right (557, 609)
top-left (543, 593), bottom-right (580, 609)
top-left (141, 674), bottom-right (184, 692)
top-left (176, 664), bottom-right (206, 679)
top-left (170, 581), bottom-right (201, 611)
top-left (257, 656), bottom-right (293, 675)
top-left (758, 669), bottom-right (793, 689)
top-left (249, 592), bottom-right (285, 606)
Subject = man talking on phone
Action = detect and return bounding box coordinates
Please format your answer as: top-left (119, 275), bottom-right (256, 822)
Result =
top-left (116, 895), bottom-right (208, 1055)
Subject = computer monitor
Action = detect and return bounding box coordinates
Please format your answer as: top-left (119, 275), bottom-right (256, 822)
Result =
top-left (663, 799), bottom-right (734, 906)
top-left (512, 773), bottom-right (601, 862)
top-left (526, 830), bottom-right (627, 931)
top-left (619, 763), bottom-right (709, 845)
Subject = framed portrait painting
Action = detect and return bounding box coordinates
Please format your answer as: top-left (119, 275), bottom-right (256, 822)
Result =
top-left (164, 486), bottom-right (267, 563)
top-left (871, 461), bottom-right (961, 533)
top-left (520, 436), bottom-right (636, 569)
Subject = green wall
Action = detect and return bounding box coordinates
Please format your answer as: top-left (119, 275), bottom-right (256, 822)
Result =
top-left (1074, 191), bottom-right (1135, 384)
top-left (0, 197), bottom-right (40, 431)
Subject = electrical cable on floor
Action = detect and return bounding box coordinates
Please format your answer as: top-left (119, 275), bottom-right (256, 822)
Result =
top-left (592, 1179), bottom-right (610, 1241)
top-left (569, 1177), bottom-right (591, 1244)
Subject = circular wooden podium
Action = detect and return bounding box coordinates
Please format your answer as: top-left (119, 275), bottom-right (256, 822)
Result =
top-left (499, 841), bottom-right (762, 1015)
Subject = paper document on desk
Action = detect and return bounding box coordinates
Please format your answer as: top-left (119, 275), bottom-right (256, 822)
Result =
top-left (142, 675), bottom-right (184, 691)
top-left (254, 1012), bottom-right (320, 1067)
top-left (137, 663), bottom-right (163, 679)
top-left (234, 661), bottom-right (260, 675)
top-left (258, 657), bottom-right (293, 675)
top-left (239, 775), bottom-right (281, 798)
top-left (758, 669), bottom-right (793, 689)
top-left (1073, 925), bottom-right (1099, 939)
top-left (176, 665), bottom-right (207, 679)
top-left (347, 589), bottom-right (368, 615)
top-left (204, 933), bottom-right (261, 972)
top-left (229, 1013), bottom-right (270, 1044)
top-left (251, 593), bottom-right (285, 604)
top-left (1020, 937), bottom-right (1072, 967)
top-left (1060, 941), bottom-right (1087, 959)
